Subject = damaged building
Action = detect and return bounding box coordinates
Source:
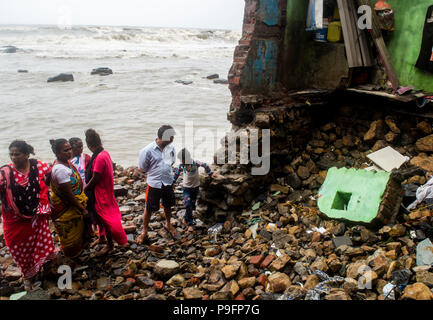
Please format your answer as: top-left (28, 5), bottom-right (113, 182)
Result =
top-left (197, 0), bottom-right (433, 226)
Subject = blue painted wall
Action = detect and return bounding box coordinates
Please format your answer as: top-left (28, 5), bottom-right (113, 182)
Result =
top-left (242, 40), bottom-right (278, 93)
top-left (258, 0), bottom-right (279, 26)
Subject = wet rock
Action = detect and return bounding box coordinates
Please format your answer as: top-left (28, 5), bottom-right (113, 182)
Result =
top-left (416, 271), bottom-right (433, 287)
top-left (91, 67), bottom-right (113, 76)
top-left (2, 46), bottom-right (17, 53)
top-left (4, 266), bottom-right (21, 281)
top-left (402, 283), bottom-right (433, 300)
top-left (206, 74), bottom-right (219, 79)
top-left (183, 287), bottom-right (203, 299)
top-left (364, 120), bottom-right (385, 141)
top-left (213, 79), bottom-right (229, 84)
top-left (166, 274), bottom-right (186, 288)
top-left (416, 134), bottom-right (433, 152)
top-left (47, 73), bottom-right (74, 82)
top-left (154, 260), bottom-right (180, 279)
top-left (268, 273), bottom-right (291, 293)
top-left (238, 277), bottom-right (256, 289)
top-left (175, 80), bottom-right (193, 85)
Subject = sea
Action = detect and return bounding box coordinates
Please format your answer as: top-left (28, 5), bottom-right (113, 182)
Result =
top-left (0, 25), bottom-right (240, 167)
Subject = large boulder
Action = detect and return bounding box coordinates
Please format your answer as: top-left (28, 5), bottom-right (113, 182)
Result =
top-left (47, 73), bottom-right (74, 82)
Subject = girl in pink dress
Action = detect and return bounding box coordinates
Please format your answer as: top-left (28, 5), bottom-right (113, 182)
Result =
top-left (83, 129), bottom-right (127, 255)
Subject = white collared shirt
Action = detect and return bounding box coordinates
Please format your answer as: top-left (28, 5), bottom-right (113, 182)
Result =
top-left (138, 140), bottom-right (175, 188)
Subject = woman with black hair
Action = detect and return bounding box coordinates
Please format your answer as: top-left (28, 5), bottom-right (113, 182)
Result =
top-left (84, 129), bottom-right (127, 255)
top-left (0, 140), bottom-right (56, 291)
top-left (49, 139), bottom-right (88, 258)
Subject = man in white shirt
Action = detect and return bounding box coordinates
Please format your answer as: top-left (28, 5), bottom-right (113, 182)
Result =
top-left (136, 125), bottom-right (179, 244)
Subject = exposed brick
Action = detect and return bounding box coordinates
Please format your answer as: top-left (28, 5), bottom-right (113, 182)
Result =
top-left (153, 281), bottom-right (164, 291)
top-left (260, 255), bottom-right (276, 269)
top-left (258, 274), bottom-right (268, 287)
top-left (235, 293), bottom-right (246, 300)
top-left (249, 255), bottom-right (265, 266)
top-left (149, 244), bottom-right (164, 253)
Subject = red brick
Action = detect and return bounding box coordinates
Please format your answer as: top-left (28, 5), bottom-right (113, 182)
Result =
top-left (260, 255), bottom-right (276, 269)
top-left (123, 269), bottom-right (135, 278)
top-left (249, 255), bottom-right (265, 266)
top-left (235, 294), bottom-right (246, 300)
top-left (149, 244), bottom-right (164, 253)
top-left (153, 281), bottom-right (164, 291)
top-left (126, 278), bottom-right (136, 284)
top-left (257, 274), bottom-right (268, 287)
top-left (188, 277), bottom-right (201, 285)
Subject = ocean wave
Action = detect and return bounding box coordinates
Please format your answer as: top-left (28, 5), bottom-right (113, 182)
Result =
top-left (0, 25), bottom-right (241, 46)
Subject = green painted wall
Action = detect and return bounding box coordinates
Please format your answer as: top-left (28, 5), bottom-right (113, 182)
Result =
top-left (385, 1), bottom-right (433, 92)
top-left (281, 0), bottom-right (349, 90)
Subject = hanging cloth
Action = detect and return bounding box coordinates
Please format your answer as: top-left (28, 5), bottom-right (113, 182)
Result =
top-left (416, 5), bottom-right (433, 73)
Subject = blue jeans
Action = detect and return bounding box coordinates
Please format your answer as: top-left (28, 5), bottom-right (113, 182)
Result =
top-left (183, 187), bottom-right (199, 226)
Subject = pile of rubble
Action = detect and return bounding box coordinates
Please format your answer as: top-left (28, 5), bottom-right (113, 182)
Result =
top-left (198, 95), bottom-right (433, 220)
top-left (0, 160), bottom-right (433, 300)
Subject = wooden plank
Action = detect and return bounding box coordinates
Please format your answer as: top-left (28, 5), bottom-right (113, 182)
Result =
top-left (356, 0), bottom-right (400, 90)
top-left (347, 88), bottom-right (415, 102)
top-left (345, 0), bottom-right (364, 66)
top-left (338, 0), bottom-right (363, 67)
top-left (348, 0), bottom-right (374, 66)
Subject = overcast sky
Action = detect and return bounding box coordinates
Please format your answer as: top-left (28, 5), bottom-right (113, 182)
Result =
top-left (0, 0), bottom-right (245, 30)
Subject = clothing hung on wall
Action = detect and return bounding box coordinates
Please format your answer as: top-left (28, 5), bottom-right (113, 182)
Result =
top-left (416, 5), bottom-right (433, 73)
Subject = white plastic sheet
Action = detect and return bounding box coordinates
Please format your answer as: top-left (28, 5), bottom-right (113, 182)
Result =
top-left (407, 176), bottom-right (433, 210)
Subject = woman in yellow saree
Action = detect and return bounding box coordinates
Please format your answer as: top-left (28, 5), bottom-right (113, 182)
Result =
top-left (49, 139), bottom-right (89, 258)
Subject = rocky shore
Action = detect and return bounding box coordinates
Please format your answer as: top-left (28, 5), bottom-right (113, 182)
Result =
top-left (1, 155), bottom-right (433, 300)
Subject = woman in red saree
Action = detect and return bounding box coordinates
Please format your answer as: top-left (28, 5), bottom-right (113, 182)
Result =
top-left (0, 141), bottom-right (56, 291)
top-left (84, 129), bottom-right (128, 255)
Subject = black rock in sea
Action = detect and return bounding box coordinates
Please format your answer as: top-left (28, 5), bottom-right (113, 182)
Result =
top-left (206, 74), bottom-right (219, 80)
top-left (17, 70), bottom-right (28, 73)
top-left (47, 73), bottom-right (74, 82)
top-left (213, 79), bottom-right (229, 84)
top-left (91, 67), bottom-right (113, 76)
top-left (175, 80), bottom-right (193, 85)
top-left (2, 46), bottom-right (18, 53)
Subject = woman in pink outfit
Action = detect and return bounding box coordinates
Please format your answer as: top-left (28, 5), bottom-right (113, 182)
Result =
top-left (83, 129), bottom-right (127, 255)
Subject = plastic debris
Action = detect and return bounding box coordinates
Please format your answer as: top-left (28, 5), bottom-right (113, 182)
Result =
top-left (249, 223), bottom-right (259, 239)
top-left (207, 223), bottom-right (223, 235)
top-left (383, 283), bottom-right (396, 300)
top-left (246, 217), bottom-right (262, 226)
top-left (9, 291), bottom-right (27, 300)
top-left (305, 270), bottom-right (345, 300)
top-left (252, 202), bottom-right (261, 211)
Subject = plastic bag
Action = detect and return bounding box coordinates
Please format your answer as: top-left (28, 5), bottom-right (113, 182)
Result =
top-left (207, 223), bottom-right (223, 235)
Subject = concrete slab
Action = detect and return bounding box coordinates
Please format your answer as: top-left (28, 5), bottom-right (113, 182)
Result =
top-left (367, 146), bottom-right (408, 172)
top-left (318, 167), bottom-right (391, 224)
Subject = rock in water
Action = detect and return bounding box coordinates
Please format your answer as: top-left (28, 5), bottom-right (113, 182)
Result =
top-left (90, 67), bottom-right (113, 76)
top-left (206, 74), bottom-right (219, 79)
top-left (154, 260), bottom-right (180, 278)
top-left (175, 80), bottom-right (193, 85)
top-left (213, 79), bottom-right (229, 84)
top-left (47, 73), bottom-right (74, 82)
top-left (2, 46), bottom-right (17, 53)
top-left (17, 69), bottom-right (28, 73)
